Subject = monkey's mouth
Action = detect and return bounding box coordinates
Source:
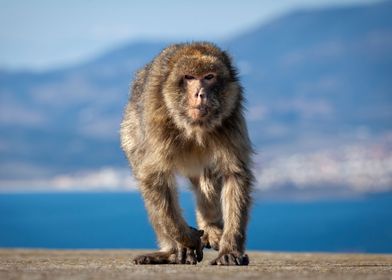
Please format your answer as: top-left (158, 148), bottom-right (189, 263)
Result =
top-left (189, 105), bottom-right (209, 121)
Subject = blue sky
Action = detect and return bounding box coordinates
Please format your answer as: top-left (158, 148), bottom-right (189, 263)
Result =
top-left (0, 0), bottom-right (380, 70)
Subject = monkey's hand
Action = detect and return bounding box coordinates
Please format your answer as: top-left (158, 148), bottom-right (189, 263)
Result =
top-left (176, 226), bottom-right (204, 264)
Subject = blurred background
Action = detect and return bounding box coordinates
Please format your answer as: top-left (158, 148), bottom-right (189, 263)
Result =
top-left (0, 0), bottom-right (391, 253)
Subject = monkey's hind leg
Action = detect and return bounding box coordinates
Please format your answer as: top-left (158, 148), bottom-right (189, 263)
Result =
top-left (190, 171), bottom-right (223, 251)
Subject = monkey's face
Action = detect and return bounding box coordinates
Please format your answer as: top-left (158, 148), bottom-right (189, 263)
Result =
top-left (164, 54), bottom-right (239, 132)
top-left (183, 72), bottom-right (217, 122)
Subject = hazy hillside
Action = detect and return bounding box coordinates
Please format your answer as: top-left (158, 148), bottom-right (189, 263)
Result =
top-left (0, 1), bottom-right (391, 194)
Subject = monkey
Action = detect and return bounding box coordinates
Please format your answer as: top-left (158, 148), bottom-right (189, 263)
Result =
top-left (120, 42), bottom-right (253, 266)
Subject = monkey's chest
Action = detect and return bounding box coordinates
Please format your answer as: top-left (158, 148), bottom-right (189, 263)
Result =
top-left (173, 149), bottom-right (210, 178)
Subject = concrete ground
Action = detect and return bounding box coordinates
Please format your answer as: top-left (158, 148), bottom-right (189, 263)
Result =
top-left (0, 249), bottom-right (391, 280)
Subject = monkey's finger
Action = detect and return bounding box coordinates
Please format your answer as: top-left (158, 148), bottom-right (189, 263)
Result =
top-left (168, 253), bottom-right (177, 264)
top-left (240, 254), bottom-right (249, 266)
top-left (223, 254), bottom-right (230, 265)
top-left (196, 241), bottom-right (203, 262)
top-left (228, 254), bottom-right (238, 265)
top-left (177, 247), bottom-right (187, 264)
top-left (186, 250), bottom-right (197, 265)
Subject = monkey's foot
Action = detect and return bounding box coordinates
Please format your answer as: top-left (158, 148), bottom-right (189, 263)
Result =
top-left (210, 252), bottom-right (249, 266)
top-left (133, 251), bottom-right (177, 265)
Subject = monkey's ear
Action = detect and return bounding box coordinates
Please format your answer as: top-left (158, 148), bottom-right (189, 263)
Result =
top-left (221, 51), bottom-right (233, 66)
top-left (222, 51), bottom-right (239, 80)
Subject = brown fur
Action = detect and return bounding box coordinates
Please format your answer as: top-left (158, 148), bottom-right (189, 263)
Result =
top-left (120, 42), bottom-right (253, 265)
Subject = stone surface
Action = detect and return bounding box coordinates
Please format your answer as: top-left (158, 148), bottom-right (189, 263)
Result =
top-left (0, 249), bottom-right (391, 280)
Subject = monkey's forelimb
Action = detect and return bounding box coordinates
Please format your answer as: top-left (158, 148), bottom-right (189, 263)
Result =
top-left (210, 171), bottom-right (252, 266)
top-left (190, 173), bottom-right (223, 251)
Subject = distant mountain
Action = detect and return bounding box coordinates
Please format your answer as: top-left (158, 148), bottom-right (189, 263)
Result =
top-left (0, 1), bottom-right (391, 194)
top-left (224, 1), bottom-right (392, 145)
top-left (0, 42), bottom-right (166, 179)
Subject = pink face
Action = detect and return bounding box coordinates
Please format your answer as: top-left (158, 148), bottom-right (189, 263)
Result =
top-left (184, 73), bottom-right (217, 121)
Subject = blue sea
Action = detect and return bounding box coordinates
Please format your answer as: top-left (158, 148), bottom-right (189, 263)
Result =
top-left (0, 191), bottom-right (391, 253)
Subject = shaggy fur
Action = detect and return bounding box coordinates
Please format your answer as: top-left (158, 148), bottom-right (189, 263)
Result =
top-left (120, 42), bottom-right (253, 266)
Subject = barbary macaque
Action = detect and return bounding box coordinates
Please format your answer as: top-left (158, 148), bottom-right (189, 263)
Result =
top-left (120, 42), bottom-right (253, 265)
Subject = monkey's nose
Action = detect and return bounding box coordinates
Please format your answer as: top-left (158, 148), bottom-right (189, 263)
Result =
top-left (195, 89), bottom-right (206, 99)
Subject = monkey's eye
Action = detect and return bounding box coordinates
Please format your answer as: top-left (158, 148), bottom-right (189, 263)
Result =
top-left (204, 74), bottom-right (215, 80)
top-left (184, 75), bottom-right (195, 80)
